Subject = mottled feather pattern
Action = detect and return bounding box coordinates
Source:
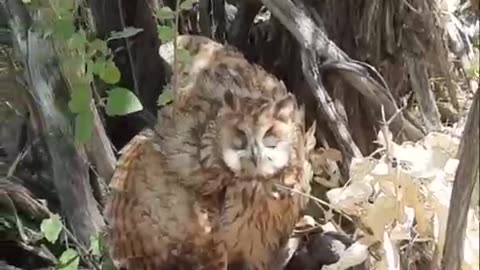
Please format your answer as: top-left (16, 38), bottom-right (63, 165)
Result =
top-left (105, 131), bottom-right (226, 269)
top-left (105, 35), bottom-right (316, 270)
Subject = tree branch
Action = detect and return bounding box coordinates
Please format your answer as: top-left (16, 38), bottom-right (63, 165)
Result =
top-left (1, 0), bottom-right (104, 245)
top-left (301, 49), bottom-right (363, 170)
top-left (259, 0), bottom-right (424, 141)
top-left (442, 88), bottom-right (479, 269)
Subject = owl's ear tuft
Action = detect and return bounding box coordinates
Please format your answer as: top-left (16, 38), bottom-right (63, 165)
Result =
top-left (274, 94), bottom-right (296, 122)
top-left (223, 90), bottom-right (239, 111)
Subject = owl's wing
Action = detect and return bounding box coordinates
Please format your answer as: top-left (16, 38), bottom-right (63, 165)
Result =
top-left (104, 132), bottom-right (228, 270)
top-left (104, 133), bottom-right (167, 270)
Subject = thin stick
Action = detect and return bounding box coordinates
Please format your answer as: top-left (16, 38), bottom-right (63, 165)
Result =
top-left (117, 0), bottom-right (139, 95)
top-left (172, 0), bottom-right (181, 93)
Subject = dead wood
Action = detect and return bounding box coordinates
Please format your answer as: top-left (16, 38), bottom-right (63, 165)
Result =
top-left (442, 88), bottom-right (479, 269)
top-left (1, 0), bottom-right (104, 245)
top-left (84, 106), bottom-right (115, 205)
top-left (0, 178), bottom-right (49, 220)
top-left (258, 0), bottom-right (424, 143)
top-left (473, 0), bottom-right (480, 14)
top-left (301, 49), bottom-right (362, 173)
top-left (405, 57), bottom-right (443, 132)
top-left (199, 0), bottom-right (227, 42)
top-left (227, 0), bottom-right (262, 51)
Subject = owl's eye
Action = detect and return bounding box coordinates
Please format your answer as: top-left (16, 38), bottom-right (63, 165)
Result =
top-left (232, 129), bottom-right (248, 150)
top-left (263, 127), bottom-right (278, 148)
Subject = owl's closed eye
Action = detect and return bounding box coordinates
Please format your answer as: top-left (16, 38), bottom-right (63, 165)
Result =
top-left (218, 90), bottom-right (299, 178)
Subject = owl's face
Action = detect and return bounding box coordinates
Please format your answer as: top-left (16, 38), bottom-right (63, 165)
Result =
top-left (218, 91), bottom-right (298, 178)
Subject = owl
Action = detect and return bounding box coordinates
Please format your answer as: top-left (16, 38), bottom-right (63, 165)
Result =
top-left (104, 35), bottom-right (316, 270)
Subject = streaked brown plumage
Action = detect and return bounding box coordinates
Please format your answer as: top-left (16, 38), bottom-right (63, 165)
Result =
top-left (104, 35), bottom-right (316, 270)
top-left (104, 132), bottom-right (227, 270)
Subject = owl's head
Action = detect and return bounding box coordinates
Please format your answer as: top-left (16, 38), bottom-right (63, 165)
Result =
top-left (218, 90), bottom-right (301, 178)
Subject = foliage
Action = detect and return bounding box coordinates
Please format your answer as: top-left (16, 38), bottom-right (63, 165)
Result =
top-left (39, 214), bottom-right (79, 269)
top-left (40, 214), bottom-right (62, 243)
top-left (105, 87), bottom-right (144, 116)
top-left (155, 0), bottom-right (195, 107)
top-left (57, 249), bottom-right (80, 270)
top-left (30, 0), bottom-right (144, 144)
top-left (33, 0), bottom-right (197, 143)
top-left (38, 214), bottom-right (112, 270)
top-left (27, 1), bottom-right (198, 268)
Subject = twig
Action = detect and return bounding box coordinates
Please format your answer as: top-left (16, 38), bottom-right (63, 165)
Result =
top-left (61, 224), bottom-right (101, 270)
top-left (0, 192), bottom-right (28, 242)
top-left (301, 49), bottom-right (363, 169)
top-left (172, 0), bottom-right (181, 94)
top-left (117, 0), bottom-right (139, 95)
top-left (274, 183), bottom-right (354, 223)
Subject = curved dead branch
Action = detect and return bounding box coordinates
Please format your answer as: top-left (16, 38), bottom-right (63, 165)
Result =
top-left (259, 0), bottom-right (425, 142)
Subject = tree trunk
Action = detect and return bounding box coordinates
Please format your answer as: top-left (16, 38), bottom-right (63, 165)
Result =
top-left (1, 0), bottom-right (104, 245)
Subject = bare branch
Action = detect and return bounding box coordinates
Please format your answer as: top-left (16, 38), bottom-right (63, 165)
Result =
top-left (442, 89), bottom-right (479, 269)
top-left (259, 0), bottom-right (425, 141)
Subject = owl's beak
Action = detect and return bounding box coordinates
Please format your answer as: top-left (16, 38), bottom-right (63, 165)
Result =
top-left (250, 156), bottom-right (257, 166)
top-left (251, 145), bottom-right (261, 166)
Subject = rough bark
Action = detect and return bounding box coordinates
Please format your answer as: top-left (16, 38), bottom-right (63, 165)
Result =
top-left (405, 57), bottom-right (443, 132)
top-left (442, 88), bottom-right (479, 269)
top-left (227, 0), bottom-right (262, 51)
top-left (1, 0), bottom-right (104, 245)
top-left (84, 105), bottom-right (115, 205)
top-left (301, 49), bottom-right (362, 171)
top-left (199, 0), bottom-right (227, 42)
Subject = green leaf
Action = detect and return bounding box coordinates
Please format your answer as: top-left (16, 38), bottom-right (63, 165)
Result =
top-left (57, 0), bottom-right (75, 12)
top-left (99, 62), bottom-right (121, 84)
top-left (75, 110), bottom-right (94, 144)
top-left (106, 87), bottom-right (144, 116)
top-left (68, 33), bottom-right (87, 50)
top-left (87, 60), bottom-right (106, 76)
top-left (177, 48), bottom-right (192, 64)
top-left (57, 248), bottom-right (80, 270)
top-left (157, 6), bottom-right (175, 20)
top-left (180, 0), bottom-right (196, 10)
top-left (68, 84), bottom-right (92, 113)
top-left (89, 233), bottom-right (102, 256)
top-left (53, 18), bottom-right (75, 39)
top-left (40, 214), bottom-right (62, 243)
top-left (158, 25), bottom-right (175, 42)
top-left (88, 39), bottom-right (108, 55)
top-left (157, 88), bottom-right (174, 106)
top-left (108, 27), bottom-right (144, 41)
